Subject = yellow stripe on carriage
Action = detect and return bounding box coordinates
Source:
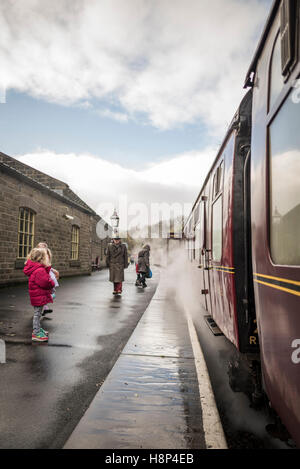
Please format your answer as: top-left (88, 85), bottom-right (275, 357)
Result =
top-left (254, 279), bottom-right (300, 297)
top-left (214, 268), bottom-right (235, 274)
top-left (212, 266), bottom-right (235, 271)
top-left (253, 273), bottom-right (300, 287)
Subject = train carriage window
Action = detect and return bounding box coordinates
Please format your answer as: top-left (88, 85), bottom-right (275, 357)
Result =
top-left (188, 217), bottom-right (193, 238)
top-left (199, 200), bottom-right (205, 251)
top-left (280, 0), bottom-right (296, 76)
top-left (194, 201), bottom-right (205, 262)
top-left (269, 93), bottom-right (300, 265)
top-left (195, 223), bottom-right (201, 263)
top-left (213, 161), bottom-right (224, 199)
top-left (269, 33), bottom-right (284, 111)
top-left (194, 203), bottom-right (200, 225)
top-left (218, 161), bottom-right (224, 191)
top-left (189, 239), bottom-right (194, 261)
top-left (213, 173), bottom-right (218, 198)
top-left (212, 196), bottom-right (222, 262)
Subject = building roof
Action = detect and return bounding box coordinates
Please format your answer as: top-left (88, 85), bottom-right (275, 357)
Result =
top-left (0, 152), bottom-right (97, 216)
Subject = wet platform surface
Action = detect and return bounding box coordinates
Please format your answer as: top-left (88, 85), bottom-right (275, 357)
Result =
top-left (65, 279), bottom-right (206, 449)
top-left (0, 266), bottom-right (158, 448)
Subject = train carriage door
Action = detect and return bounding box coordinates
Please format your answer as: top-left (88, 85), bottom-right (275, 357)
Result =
top-left (195, 197), bottom-right (209, 311)
top-left (209, 162), bottom-right (225, 330)
top-left (208, 131), bottom-right (238, 346)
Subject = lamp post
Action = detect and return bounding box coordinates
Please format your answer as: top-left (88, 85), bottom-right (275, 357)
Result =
top-left (110, 209), bottom-right (120, 239)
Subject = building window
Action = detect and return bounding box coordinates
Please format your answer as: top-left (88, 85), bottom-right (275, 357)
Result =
top-left (212, 196), bottom-right (222, 262)
top-left (71, 225), bottom-right (80, 260)
top-left (269, 93), bottom-right (300, 265)
top-left (18, 208), bottom-right (35, 258)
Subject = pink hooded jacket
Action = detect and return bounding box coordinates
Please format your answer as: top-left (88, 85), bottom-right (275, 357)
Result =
top-left (23, 260), bottom-right (55, 307)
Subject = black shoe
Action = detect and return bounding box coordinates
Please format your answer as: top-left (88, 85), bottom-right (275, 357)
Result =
top-left (42, 309), bottom-right (53, 316)
top-left (142, 283), bottom-right (147, 288)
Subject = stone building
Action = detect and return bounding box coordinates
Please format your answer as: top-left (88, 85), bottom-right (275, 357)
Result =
top-left (0, 152), bottom-right (112, 286)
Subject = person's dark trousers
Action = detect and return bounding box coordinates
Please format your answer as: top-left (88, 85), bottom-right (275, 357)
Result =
top-left (140, 273), bottom-right (147, 286)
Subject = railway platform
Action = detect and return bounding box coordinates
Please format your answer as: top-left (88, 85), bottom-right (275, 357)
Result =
top-left (64, 272), bottom-right (227, 450)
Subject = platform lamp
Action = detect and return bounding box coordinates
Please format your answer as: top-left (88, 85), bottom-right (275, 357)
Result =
top-left (110, 209), bottom-right (120, 239)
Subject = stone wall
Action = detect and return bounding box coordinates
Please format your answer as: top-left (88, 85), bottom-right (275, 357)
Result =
top-left (0, 168), bottom-right (95, 286)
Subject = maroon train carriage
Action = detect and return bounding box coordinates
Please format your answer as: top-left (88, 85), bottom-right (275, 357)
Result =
top-left (184, 89), bottom-right (257, 354)
top-left (245, 0), bottom-right (300, 447)
top-left (184, 0), bottom-right (300, 446)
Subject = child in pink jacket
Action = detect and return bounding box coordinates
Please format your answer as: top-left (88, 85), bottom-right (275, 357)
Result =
top-left (24, 248), bottom-right (55, 342)
top-left (36, 242), bottom-right (59, 316)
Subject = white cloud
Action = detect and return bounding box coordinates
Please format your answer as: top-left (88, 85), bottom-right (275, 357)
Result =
top-left (0, 0), bottom-right (272, 134)
top-left (16, 148), bottom-right (215, 227)
top-left (95, 108), bottom-right (129, 123)
top-left (141, 150), bottom-right (214, 187)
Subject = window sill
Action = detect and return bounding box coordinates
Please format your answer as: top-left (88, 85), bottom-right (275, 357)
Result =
top-left (69, 260), bottom-right (81, 268)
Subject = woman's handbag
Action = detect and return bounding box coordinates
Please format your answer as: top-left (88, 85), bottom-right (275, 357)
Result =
top-left (146, 267), bottom-right (152, 279)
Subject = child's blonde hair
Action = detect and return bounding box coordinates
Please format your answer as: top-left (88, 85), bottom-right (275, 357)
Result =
top-left (37, 242), bottom-right (52, 263)
top-left (27, 247), bottom-right (48, 265)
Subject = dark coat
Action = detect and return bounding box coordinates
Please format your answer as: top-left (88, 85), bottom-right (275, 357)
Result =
top-left (24, 260), bottom-right (55, 306)
top-left (137, 245), bottom-right (150, 273)
top-left (106, 242), bottom-right (128, 283)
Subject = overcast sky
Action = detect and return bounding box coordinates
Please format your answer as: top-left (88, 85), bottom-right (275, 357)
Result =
top-left (0, 0), bottom-right (273, 226)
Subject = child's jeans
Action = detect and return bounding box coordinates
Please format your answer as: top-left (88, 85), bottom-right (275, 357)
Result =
top-left (33, 306), bottom-right (43, 334)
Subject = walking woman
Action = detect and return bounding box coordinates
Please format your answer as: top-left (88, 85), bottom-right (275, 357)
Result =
top-left (106, 236), bottom-right (128, 294)
top-left (136, 245), bottom-right (151, 288)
